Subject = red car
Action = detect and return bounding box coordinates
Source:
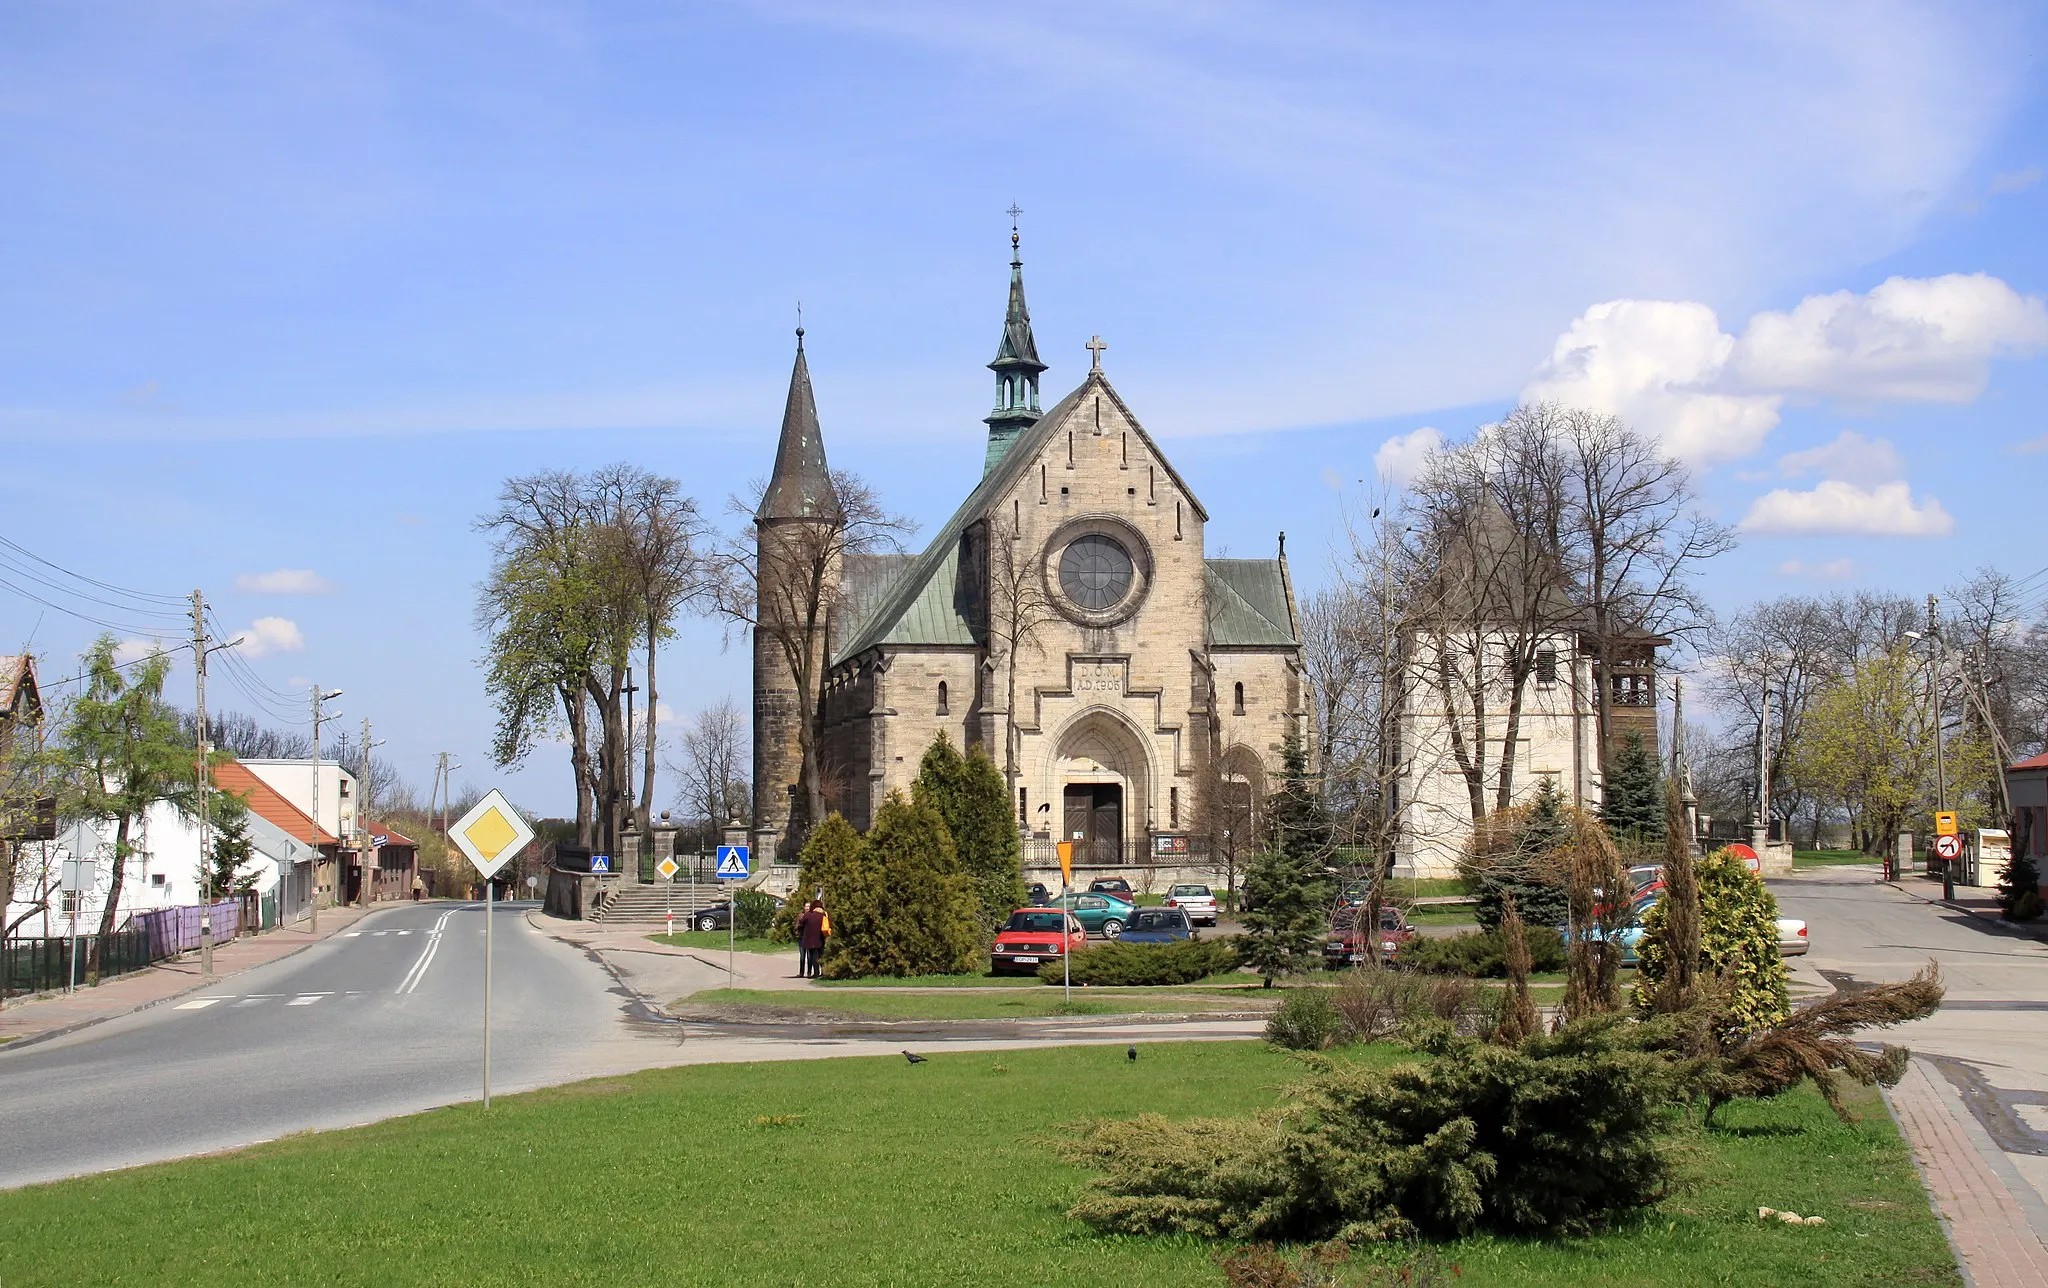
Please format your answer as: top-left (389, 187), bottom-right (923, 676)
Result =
top-left (1324, 906), bottom-right (1415, 969)
top-left (991, 908), bottom-right (1088, 975)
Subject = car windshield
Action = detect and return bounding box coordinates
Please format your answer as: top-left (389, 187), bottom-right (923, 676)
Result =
top-left (1170, 885), bottom-right (1210, 897)
top-left (1127, 910), bottom-right (1183, 931)
top-left (1003, 912), bottom-right (1068, 933)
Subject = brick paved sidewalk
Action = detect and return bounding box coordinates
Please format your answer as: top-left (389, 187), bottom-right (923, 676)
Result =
top-left (1889, 1057), bottom-right (2048, 1287)
top-left (0, 902), bottom-right (385, 1049)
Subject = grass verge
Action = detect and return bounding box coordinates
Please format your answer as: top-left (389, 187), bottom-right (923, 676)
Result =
top-left (646, 932), bottom-right (788, 954)
top-left (0, 1042), bottom-right (1952, 1287)
top-left (677, 987), bottom-right (1258, 1020)
top-left (1793, 849), bottom-right (1879, 868)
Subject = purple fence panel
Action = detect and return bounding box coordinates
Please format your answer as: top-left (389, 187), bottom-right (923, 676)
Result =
top-left (129, 901), bottom-right (245, 959)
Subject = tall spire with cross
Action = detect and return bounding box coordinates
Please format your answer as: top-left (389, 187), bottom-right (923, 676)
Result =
top-left (984, 204), bottom-right (1047, 474)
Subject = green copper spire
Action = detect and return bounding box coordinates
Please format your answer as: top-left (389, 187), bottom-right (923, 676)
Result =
top-left (984, 210), bottom-right (1046, 474)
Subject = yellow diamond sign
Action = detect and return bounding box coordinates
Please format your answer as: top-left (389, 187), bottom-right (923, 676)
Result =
top-left (656, 856), bottom-right (679, 881)
top-left (450, 789), bottom-right (535, 879)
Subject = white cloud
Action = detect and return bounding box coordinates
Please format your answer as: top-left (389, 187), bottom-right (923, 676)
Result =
top-left (234, 568), bottom-right (334, 594)
top-left (1522, 275), bottom-right (2048, 463)
top-left (2013, 434), bottom-right (2048, 455)
top-left (1373, 426), bottom-right (1443, 486)
top-left (1776, 430), bottom-right (1904, 487)
top-left (1777, 558), bottom-right (1855, 579)
top-left (225, 617), bottom-right (306, 658)
top-left (1740, 481), bottom-right (1953, 537)
top-left (1521, 300), bottom-right (1780, 463)
top-left (1728, 273), bottom-right (2048, 402)
top-left (1989, 166), bottom-right (2043, 195)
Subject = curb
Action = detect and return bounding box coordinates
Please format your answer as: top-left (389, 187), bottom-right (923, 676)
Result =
top-left (1883, 881), bottom-right (2048, 945)
top-left (0, 906), bottom-right (397, 1055)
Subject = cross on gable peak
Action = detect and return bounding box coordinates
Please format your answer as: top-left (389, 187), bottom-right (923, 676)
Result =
top-left (1085, 335), bottom-right (1107, 371)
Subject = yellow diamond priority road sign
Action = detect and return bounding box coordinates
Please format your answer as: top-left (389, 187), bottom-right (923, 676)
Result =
top-left (450, 789), bottom-right (535, 879)
top-left (655, 855), bottom-right (679, 881)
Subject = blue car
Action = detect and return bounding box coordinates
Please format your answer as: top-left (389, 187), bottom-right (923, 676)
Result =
top-left (1114, 907), bottom-right (1195, 945)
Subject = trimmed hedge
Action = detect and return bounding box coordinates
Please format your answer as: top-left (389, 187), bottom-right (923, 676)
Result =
top-left (1037, 939), bottom-right (1240, 987)
top-left (1400, 926), bottom-right (1565, 978)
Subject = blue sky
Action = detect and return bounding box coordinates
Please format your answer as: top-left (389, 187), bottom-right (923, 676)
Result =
top-left (3, 1), bottom-right (2045, 813)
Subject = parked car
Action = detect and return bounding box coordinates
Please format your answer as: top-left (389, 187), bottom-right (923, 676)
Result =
top-left (1325, 906), bottom-right (1415, 969)
top-left (1025, 882), bottom-right (1052, 906)
top-left (1088, 877), bottom-right (1135, 897)
top-left (1777, 917), bottom-right (1810, 956)
top-left (1163, 883), bottom-right (1218, 926)
top-left (1582, 892), bottom-right (1810, 964)
top-left (688, 895), bottom-right (786, 933)
top-left (1117, 907), bottom-right (1196, 944)
top-left (991, 908), bottom-right (1088, 975)
top-left (1047, 891), bottom-right (1137, 938)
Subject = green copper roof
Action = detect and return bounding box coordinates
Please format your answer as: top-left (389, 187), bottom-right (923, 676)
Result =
top-left (758, 333), bottom-right (841, 523)
top-left (1206, 559), bottom-right (1298, 646)
top-left (991, 240), bottom-right (1043, 372)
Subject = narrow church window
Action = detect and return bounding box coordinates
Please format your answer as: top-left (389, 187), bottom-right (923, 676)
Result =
top-left (1067, 431), bottom-right (1074, 467)
top-left (937, 681), bottom-right (949, 715)
top-left (1095, 399), bottom-right (1102, 433)
top-left (1019, 787), bottom-right (1028, 827)
top-left (1148, 465), bottom-right (1156, 502)
top-left (1012, 499), bottom-right (1021, 533)
top-left (1536, 649), bottom-right (1558, 685)
top-left (1040, 464), bottom-right (1047, 503)
top-left (1169, 787), bottom-right (1179, 829)
top-left (1175, 500), bottom-right (1183, 540)
top-left (1122, 432), bottom-right (1128, 466)
top-left (1233, 682), bottom-right (1245, 715)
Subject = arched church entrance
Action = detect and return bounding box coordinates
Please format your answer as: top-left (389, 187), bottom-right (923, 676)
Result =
top-left (1051, 710), bottom-right (1153, 866)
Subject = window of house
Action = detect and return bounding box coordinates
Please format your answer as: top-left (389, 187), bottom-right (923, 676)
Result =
top-left (1169, 787), bottom-right (1180, 829)
top-left (1019, 787), bottom-right (1028, 827)
top-left (1536, 648), bottom-right (1557, 685)
top-left (339, 781), bottom-right (351, 798)
top-left (151, 873), bottom-right (166, 886)
top-left (1233, 682), bottom-right (1246, 715)
top-left (936, 681), bottom-right (948, 715)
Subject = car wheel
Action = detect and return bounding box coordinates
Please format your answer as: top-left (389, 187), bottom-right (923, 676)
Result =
top-left (696, 915), bottom-right (717, 932)
top-left (1101, 918), bottom-right (1124, 939)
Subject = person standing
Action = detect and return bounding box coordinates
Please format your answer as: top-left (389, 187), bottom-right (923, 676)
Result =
top-left (796, 900), bottom-right (828, 978)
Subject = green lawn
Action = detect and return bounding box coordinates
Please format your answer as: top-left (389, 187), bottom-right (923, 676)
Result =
top-left (1406, 905), bottom-right (1480, 927)
top-left (0, 1042), bottom-right (1952, 1287)
top-left (646, 931), bottom-right (789, 954)
top-left (1793, 849), bottom-right (1879, 868)
top-left (813, 966), bottom-right (1255, 990)
top-left (678, 987), bottom-right (1259, 1020)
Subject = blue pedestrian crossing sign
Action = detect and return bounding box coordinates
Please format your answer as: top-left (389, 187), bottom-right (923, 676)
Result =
top-left (589, 853), bottom-right (611, 874)
top-left (715, 845), bottom-right (751, 879)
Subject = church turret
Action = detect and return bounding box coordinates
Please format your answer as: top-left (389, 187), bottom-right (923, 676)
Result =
top-left (983, 214), bottom-right (1046, 474)
top-left (754, 326), bottom-right (842, 863)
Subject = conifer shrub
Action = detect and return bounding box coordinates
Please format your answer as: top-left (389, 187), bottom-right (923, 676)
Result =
top-left (1063, 1015), bottom-right (1687, 1243)
top-left (1239, 735), bottom-right (1337, 985)
top-left (1265, 987), bottom-right (1344, 1051)
top-left (913, 735), bottom-right (1026, 934)
top-left (1460, 781), bottom-right (1571, 932)
top-left (770, 813), bottom-right (865, 943)
top-left (1398, 926), bottom-right (1564, 977)
top-left (1035, 939), bottom-right (1238, 987)
top-left (1998, 847), bottom-right (2043, 922)
top-left (1634, 847), bottom-right (1788, 1028)
top-left (732, 888), bottom-right (777, 939)
top-left (819, 790), bottom-right (984, 979)
top-left (1597, 731), bottom-right (1665, 850)
top-left (1330, 968), bottom-right (1503, 1041)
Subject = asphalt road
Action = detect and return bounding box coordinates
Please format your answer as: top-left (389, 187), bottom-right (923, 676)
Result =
top-left (0, 900), bottom-right (669, 1189)
top-left (1771, 865), bottom-right (2048, 1218)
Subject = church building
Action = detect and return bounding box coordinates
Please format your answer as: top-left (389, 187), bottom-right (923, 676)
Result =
top-left (750, 228), bottom-right (1307, 874)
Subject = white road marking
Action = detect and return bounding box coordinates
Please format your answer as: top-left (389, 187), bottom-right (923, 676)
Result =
top-left (342, 932), bottom-right (362, 937)
top-left (397, 911), bottom-right (454, 995)
top-left (233, 998), bottom-right (265, 1007)
top-left (174, 998), bottom-right (223, 1010)
top-left (287, 994), bottom-right (327, 1006)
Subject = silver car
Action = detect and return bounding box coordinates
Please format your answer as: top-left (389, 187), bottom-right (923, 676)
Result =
top-left (1164, 883), bottom-right (1218, 926)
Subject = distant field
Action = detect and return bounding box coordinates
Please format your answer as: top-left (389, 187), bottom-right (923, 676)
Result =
top-left (1793, 849), bottom-right (1878, 868)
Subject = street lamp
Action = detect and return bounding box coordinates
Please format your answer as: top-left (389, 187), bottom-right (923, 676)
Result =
top-left (309, 688), bottom-right (344, 934)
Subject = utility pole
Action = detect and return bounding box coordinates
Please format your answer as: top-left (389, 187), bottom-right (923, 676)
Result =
top-left (360, 717), bottom-right (374, 907)
top-left (309, 686), bottom-right (342, 933)
top-left (623, 666), bottom-right (639, 839)
top-left (1928, 595), bottom-right (1952, 901)
top-left (191, 591), bottom-right (214, 977)
top-left (1758, 679), bottom-right (1771, 832)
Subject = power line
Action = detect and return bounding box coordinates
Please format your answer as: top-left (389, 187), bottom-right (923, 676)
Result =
top-left (0, 572), bottom-right (185, 636)
top-left (0, 536), bottom-right (188, 606)
top-left (0, 548), bottom-right (188, 623)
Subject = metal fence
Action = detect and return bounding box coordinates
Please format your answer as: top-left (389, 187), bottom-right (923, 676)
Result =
top-left (129, 900), bottom-right (246, 960)
top-left (2, 929), bottom-right (152, 997)
top-left (1018, 837), bottom-right (1216, 869)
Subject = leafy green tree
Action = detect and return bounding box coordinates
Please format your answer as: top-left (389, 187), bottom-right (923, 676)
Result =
top-left (769, 812), bottom-right (864, 942)
top-left (1467, 779), bottom-right (1571, 932)
top-left (821, 790), bottom-right (982, 978)
top-left (913, 734), bottom-right (1025, 934)
top-left (57, 638), bottom-right (199, 940)
top-left (1636, 847), bottom-right (1788, 1027)
top-left (205, 793), bottom-right (260, 897)
top-left (1238, 735), bottom-right (1334, 986)
top-left (1598, 732), bottom-right (1665, 849)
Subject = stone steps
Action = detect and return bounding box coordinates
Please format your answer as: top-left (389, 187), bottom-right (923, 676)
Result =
top-left (589, 882), bottom-right (731, 925)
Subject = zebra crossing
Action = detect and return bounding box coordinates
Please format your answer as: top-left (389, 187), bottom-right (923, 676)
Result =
top-left (172, 991), bottom-right (371, 1011)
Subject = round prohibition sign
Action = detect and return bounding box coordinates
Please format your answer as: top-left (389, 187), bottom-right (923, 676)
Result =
top-left (1933, 834), bottom-right (1963, 861)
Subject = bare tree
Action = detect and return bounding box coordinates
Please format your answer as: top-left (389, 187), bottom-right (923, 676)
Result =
top-left (1189, 751), bottom-right (1259, 913)
top-left (982, 510), bottom-right (1061, 803)
top-left (1556, 406), bottom-right (1734, 770)
top-left (712, 469), bottom-right (912, 851)
top-left (669, 697), bottom-right (750, 848)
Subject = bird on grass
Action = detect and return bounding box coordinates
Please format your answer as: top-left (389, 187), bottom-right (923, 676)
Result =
top-left (903, 1051), bottom-right (928, 1064)
top-left (1127, 1045), bottom-right (1138, 1063)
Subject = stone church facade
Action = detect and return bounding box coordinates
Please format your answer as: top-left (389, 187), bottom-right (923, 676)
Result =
top-left (751, 231), bottom-right (1306, 875)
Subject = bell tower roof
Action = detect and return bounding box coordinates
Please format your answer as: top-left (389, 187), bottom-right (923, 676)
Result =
top-left (983, 209), bottom-right (1046, 472)
top-left (758, 327), bottom-right (842, 523)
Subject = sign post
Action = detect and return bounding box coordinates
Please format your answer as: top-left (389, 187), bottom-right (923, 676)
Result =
top-left (656, 855), bottom-right (680, 939)
top-left (715, 844), bottom-right (749, 984)
top-left (1935, 813), bottom-right (1960, 900)
top-left (1056, 841), bottom-right (1074, 1004)
top-left (447, 789), bottom-right (535, 1110)
top-left (61, 858), bottom-right (94, 995)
